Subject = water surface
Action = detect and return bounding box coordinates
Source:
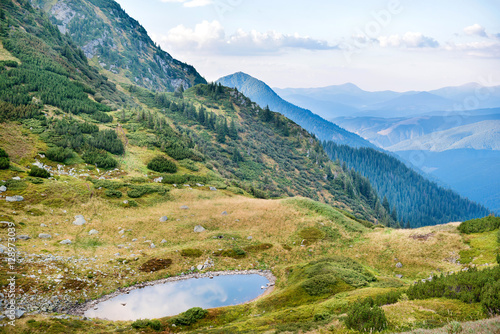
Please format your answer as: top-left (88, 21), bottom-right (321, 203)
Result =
top-left (84, 274), bottom-right (269, 320)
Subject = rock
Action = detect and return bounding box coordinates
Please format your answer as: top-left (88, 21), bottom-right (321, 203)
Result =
top-left (247, 236), bottom-right (253, 240)
top-left (40, 223), bottom-right (47, 227)
top-left (0, 185), bottom-right (6, 192)
top-left (38, 233), bottom-right (52, 239)
top-left (209, 186), bottom-right (217, 191)
top-left (159, 216), bottom-right (168, 222)
top-left (0, 244), bottom-right (6, 254)
top-left (15, 309), bottom-right (25, 319)
top-left (194, 225), bottom-right (206, 233)
top-left (150, 243), bottom-right (155, 249)
top-left (17, 235), bottom-right (30, 240)
top-left (180, 205), bottom-right (189, 210)
top-left (6, 195), bottom-right (24, 202)
top-left (88, 229), bottom-right (99, 235)
top-left (396, 274), bottom-right (403, 279)
top-left (154, 177), bottom-right (163, 183)
top-left (197, 264), bottom-right (204, 270)
top-left (131, 238), bottom-right (137, 242)
top-left (160, 239), bottom-right (167, 244)
top-left (123, 200), bottom-right (129, 205)
top-left (12, 177), bottom-right (21, 181)
top-left (73, 215), bottom-right (86, 226)
top-left (221, 211), bottom-right (228, 216)
top-left (396, 262), bottom-right (403, 268)
top-left (59, 239), bottom-right (72, 245)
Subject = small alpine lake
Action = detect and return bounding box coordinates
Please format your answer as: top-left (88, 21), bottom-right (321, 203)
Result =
top-left (81, 271), bottom-right (273, 321)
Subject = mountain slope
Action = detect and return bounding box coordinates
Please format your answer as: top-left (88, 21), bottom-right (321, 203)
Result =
top-left (31, 0), bottom-right (206, 91)
top-left (322, 142), bottom-right (490, 227)
top-left (387, 120), bottom-right (500, 152)
top-left (217, 72), bottom-right (376, 148)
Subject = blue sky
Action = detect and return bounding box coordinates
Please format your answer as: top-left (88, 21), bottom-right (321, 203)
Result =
top-left (115, 0), bottom-right (500, 91)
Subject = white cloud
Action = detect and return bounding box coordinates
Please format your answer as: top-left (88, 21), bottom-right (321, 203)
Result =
top-left (156, 20), bottom-right (338, 55)
top-left (464, 24), bottom-right (486, 37)
top-left (160, 0), bottom-right (212, 7)
top-left (378, 32), bottom-right (439, 48)
top-left (444, 41), bottom-right (500, 58)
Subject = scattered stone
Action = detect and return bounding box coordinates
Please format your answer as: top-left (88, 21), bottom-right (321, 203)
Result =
top-left (40, 223), bottom-right (47, 227)
top-left (12, 177), bottom-right (21, 181)
top-left (396, 262), bottom-right (403, 268)
top-left (73, 215), bottom-right (86, 226)
top-left (159, 216), bottom-right (168, 222)
top-left (6, 195), bottom-right (24, 202)
top-left (209, 186), bottom-right (217, 191)
top-left (197, 264), bottom-right (204, 271)
top-left (180, 205), bottom-right (189, 210)
top-left (17, 235), bottom-right (30, 240)
top-left (396, 274), bottom-right (403, 279)
top-left (196, 183), bottom-right (204, 187)
top-left (0, 185), bottom-right (6, 192)
top-left (160, 239), bottom-right (167, 244)
top-left (123, 200), bottom-right (129, 205)
top-left (131, 238), bottom-right (137, 242)
top-left (194, 225), bottom-right (206, 233)
top-left (150, 243), bottom-right (155, 249)
top-left (88, 229), bottom-right (99, 235)
top-left (38, 233), bottom-right (52, 239)
top-left (221, 211), bottom-right (228, 216)
top-left (60, 239), bottom-right (72, 245)
top-left (154, 177), bottom-right (163, 183)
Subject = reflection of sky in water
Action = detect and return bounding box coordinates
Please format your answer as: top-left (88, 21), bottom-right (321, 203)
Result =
top-left (84, 274), bottom-right (269, 320)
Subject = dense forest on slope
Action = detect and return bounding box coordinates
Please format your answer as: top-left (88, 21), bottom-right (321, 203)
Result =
top-left (31, 0), bottom-right (206, 91)
top-left (0, 0), bottom-right (395, 224)
top-left (322, 141), bottom-right (490, 227)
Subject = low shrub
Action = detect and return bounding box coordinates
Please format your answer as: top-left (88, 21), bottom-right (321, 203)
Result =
top-left (0, 148), bottom-right (9, 169)
top-left (104, 189), bottom-right (122, 198)
top-left (82, 149), bottom-right (118, 169)
top-left (245, 243), bottom-right (273, 252)
top-left (447, 321), bottom-right (463, 334)
top-left (147, 156), bottom-right (177, 173)
top-left (458, 216), bottom-right (500, 234)
top-left (345, 299), bottom-right (388, 333)
top-left (181, 248), bottom-right (203, 257)
top-left (28, 166), bottom-right (50, 178)
top-left (131, 319), bottom-right (162, 331)
top-left (170, 307), bottom-right (208, 326)
top-left (481, 280), bottom-right (500, 315)
top-left (179, 159), bottom-right (199, 171)
top-left (46, 146), bottom-right (73, 162)
top-left (298, 227), bottom-right (325, 245)
top-left (302, 274), bottom-right (339, 296)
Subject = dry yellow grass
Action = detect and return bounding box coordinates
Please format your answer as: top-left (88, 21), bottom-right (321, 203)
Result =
top-left (0, 40), bottom-right (20, 62)
top-left (0, 122), bottom-right (46, 164)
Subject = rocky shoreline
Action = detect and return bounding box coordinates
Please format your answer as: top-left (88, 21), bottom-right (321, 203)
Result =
top-left (66, 269), bottom-right (276, 317)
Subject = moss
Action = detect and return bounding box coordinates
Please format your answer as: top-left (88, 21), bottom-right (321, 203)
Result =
top-left (139, 258), bottom-right (173, 272)
top-left (244, 243), bottom-right (273, 252)
top-left (181, 248), bottom-right (203, 257)
top-left (298, 227), bottom-right (325, 245)
top-left (213, 248), bottom-right (246, 259)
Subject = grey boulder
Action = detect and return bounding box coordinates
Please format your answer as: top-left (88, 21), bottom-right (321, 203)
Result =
top-left (194, 225), bottom-right (206, 233)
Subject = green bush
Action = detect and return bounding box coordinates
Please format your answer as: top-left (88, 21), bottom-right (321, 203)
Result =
top-left (181, 248), bottom-right (203, 257)
top-left (298, 227), bottom-right (325, 245)
top-left (161, 174), bottom-right (188, 184)
top-left (104, 189), bottom-right (122, 198)
top-left (131, 319), bottom-right (162, 331)
top-left (458, 216), bottom-right (500, 234)
top-left (0, 148), bottom-right (8, 158)
top-left (302, 274), bottom-right (339, 296)
top-left (313, 312), bottom-right (332, 322)
top-left (0, 157), bottom-right (9, 169)
top-left (345, 299), bottom-right (387, 333)
top-left (28, 166), bottom-right (50, 178)
top-left (46, 146), bottom-right (73, 162)
top-left (147, 156), bottom-right (177, 173)
top-left (481, 280), bottom-right (500, 315)
top-left (447, 321), bottom-right (463, 334)
top-left (170, 307), bottom-right (208, 326)
top-left (82, 149), bottom-right (118, 169)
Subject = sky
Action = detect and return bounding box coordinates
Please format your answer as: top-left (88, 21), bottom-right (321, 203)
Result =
top-left (114, 0), bottom-right (500, 91)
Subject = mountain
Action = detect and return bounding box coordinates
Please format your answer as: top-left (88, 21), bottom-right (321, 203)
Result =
top-left (333, 111), bottom-right (500, 149)
top-left (322, 142), bottom-right (490, 227)
top-left (367, 92), bottom-right (456, 116)
top-left (430, 82), bottom-right (500, 108)
top-left (217, 72), bottom-right (375, 148)
top-left (31, 0), bottom-right (206, 91)
top-left (387, 120), bottom-right (500, 152)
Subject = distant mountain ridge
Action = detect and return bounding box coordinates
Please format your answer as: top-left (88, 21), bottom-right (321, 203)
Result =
top-left (32, 0), bottom-right (206, 91)
top-left (217, 72), bottom-right (375, 148)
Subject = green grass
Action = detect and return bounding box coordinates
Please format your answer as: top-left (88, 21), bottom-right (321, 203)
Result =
top-left (460, 230), bottom-right (498, 265)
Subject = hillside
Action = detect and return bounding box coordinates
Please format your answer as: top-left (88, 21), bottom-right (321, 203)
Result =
top-left (322, 142), bottom-right (490, 228)
top-left (217, 72), bottom-right (376, 148)
top-left (31, 0), bottom-right (206, 91)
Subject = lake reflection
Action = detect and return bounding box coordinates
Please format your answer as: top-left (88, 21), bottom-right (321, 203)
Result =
top-left (84, 274), bottom-right (269, 320)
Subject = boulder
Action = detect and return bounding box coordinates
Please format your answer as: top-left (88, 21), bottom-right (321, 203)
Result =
top-left (38, 233), bottom-right (52, 239)
top-left (159, 216), bottom-right (168, 222)
top-left (12, 177), bottom-right (21, 181)
top-left (194, 225), bottom-right (206, 233)
top-left (59, 239), bottom-right (72, 245)
top-left (209, 186), bottom-right (217, 191)
top-left (180, 205), bottom-right (189, 210)
top-left (17, 235), bottom-right (30, 240)
top-left (221, 211), bottom-right (228, 216)
top-left (396, 262), bottom-right (403, 268)
top-left (72, 215), bottom-right (86, 226)
top-left (88, 229), bottom-right (99, 235)
top-left (396, 274), bottom-right (403, 279)
top-left (6, 195), bottom-right (24, 202)
top-left (0, 185), bottom-right (6, 192)
top-left (160, 239), bottom-right (167, 244)
top-left (247, 236), bottom-right (253, 240)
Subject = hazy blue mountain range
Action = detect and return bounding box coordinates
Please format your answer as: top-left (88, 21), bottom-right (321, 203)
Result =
top-left (396, 149), bottom-right (500, 214)
top-left (275, 83), bottom-right (500, 118)
top-left (334, 111), bottom-right (500, 149)
top-left (217, 72), bottom-right (376, 148)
